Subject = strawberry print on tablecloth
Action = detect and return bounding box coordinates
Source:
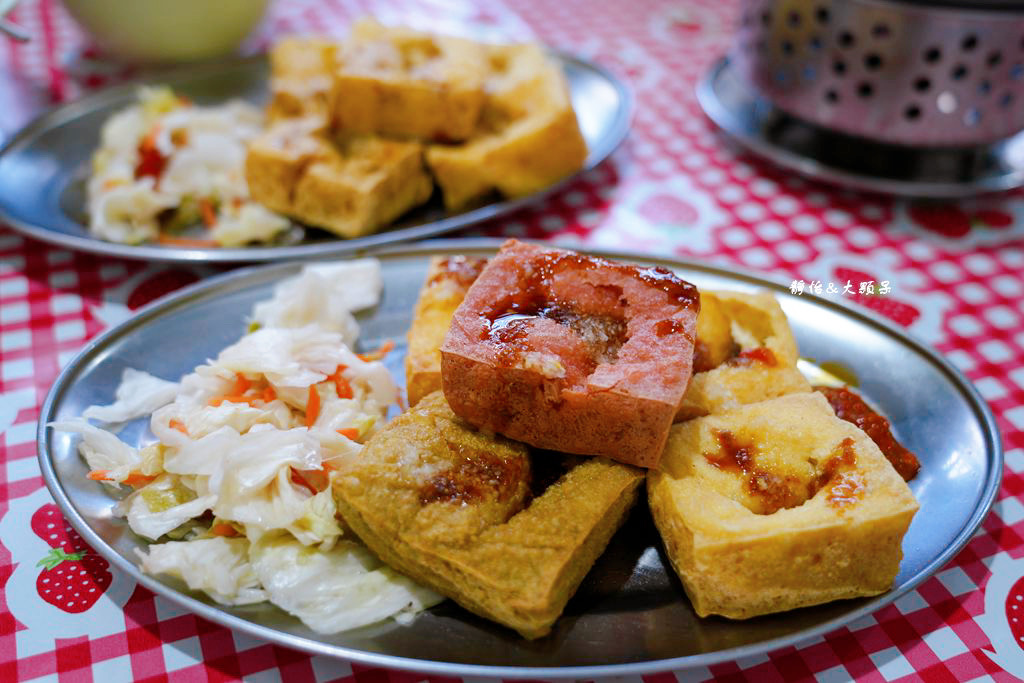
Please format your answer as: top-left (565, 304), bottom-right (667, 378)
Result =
top-left (575, 35), bottom-right (668, 93)
top-left (586, 176), bottom-right (726, 254)
top-left (1, 0), bottom-right (1021, 680)
top-left (797, 253), bottom-right (953, 345)
top-left (31, 504), bottom-right (111, 613)
top-left (979, 553), bottom-right (1024, 679)
top-left (648, 3), bottom-right (728, 47)
top-left (124, 269), bottom-right (200, 310)
top-left (833, 266), bottom-right (921, 328)
top-left (84, 265), bottom-right (220, 330)
top-left (893, 196), bottom-right (1024, 248)
top-left (0, 488), bottom-right (134, 640)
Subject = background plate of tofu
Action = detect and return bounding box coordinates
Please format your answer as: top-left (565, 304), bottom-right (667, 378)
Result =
top-left (0, 35), bottom-right (631, 262)
top-left (38, 239), bottom-right (1002, 677)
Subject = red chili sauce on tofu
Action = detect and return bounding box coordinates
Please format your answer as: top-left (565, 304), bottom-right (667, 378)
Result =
top-left (418, 441), bottom-right (527, 506)
top-left (655, 319), bottom-right (686, 336)
top-left (817, 437), bottom-right (864, 508)
top-left (726, 347), bottom-right (778, 367)
top-left (704, 431), bottom-right (865, 512)
top-left (815, 386), bottom-right (920, 481)
top-left (489, 305), bottom-right (627, 369)
top-left (704, 429), bottom-right (808, 514)
top-left (692, 343), bottom-right (775, 373)
top-left (481, 250), bottom-right (698, 371)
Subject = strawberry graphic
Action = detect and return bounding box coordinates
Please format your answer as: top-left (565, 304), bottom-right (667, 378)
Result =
top-left (670, 17), bottom-right (702, 35)
top-left (856, 296), bottom-right (920, 326)
top-left (1007, 575), bottom-right (1024, 649)
top-left (908, 204), bottom-right (972, 238)
top-left (31, 504), bottom-right (111, 613)
top-left (637, 194), bottom-right (699, 225)
top-left (972, 209), bottom-right (1014, 230)
top-left (126, 269), bottom-right (199, 310)
top-left (833, 267), bottom-right (921, 327)
top-left (834, 267), bottom-right (875, 287)
top-left (908, 203), bottom-right (1016, 237)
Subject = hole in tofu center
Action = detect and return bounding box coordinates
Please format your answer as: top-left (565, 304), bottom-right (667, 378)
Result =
top-left (418, 440), bottom-right (529, 509)
top-left (487, 301), bottom-right (629, 386)
top-left (496, 305), bottom-right (627, 362)
top-left (479, 251), bottom-right (697, 390)
top-left (702, 431), bottom-right (863, 514)
top-left (693, 298), bottom-right (778, 373)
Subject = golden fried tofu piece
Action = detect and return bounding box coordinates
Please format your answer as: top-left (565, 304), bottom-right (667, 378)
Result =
top-left (426, 43), bottom-right (588, 211)
top-left (267, 36), bottom-right (338, 125)
top-left (246, 123), bottom-right (433, 238)
top-left (333, 391), bottom-right (644, 639)
top-left (245, 118), bottom-right (333, 214)
top-left (405, 255), bottom-right (487, 407)
top-left (677, 290), bottom-right (811, 421)
top-left (330, 20), bottom-right (487, 142)
top-left (693, 290), bottom-right (735, 371)
top-left (648, 392), bottom-right (919, 619)
top-left (292, 135), bottom-right (433, 238)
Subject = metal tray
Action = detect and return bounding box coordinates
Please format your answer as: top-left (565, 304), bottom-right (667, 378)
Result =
top-left (697, 57), bottom-right (1024, 198)
top-left (37, 240), bottom-right (1002, 678)
top-left (0, 55), bottom-right (631, 263)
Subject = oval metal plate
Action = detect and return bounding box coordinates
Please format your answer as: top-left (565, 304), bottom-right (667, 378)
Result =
top-left (696, 57), bottom-right (1024, 198)
top-left (0, 55), bottom-right (631, 263)
top-left (38, 239), bottom-right (1002, 678)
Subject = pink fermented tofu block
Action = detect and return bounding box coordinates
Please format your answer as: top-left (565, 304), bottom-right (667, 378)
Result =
top-left (440, 239), bottom-right (699, 468)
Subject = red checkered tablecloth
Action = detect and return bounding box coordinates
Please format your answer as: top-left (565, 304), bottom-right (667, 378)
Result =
top-left (1, 0), bottom-right (1022, 680)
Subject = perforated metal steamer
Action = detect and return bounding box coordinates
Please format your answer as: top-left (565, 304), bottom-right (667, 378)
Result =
top-left (697, 0), bottom-right (1024, 196)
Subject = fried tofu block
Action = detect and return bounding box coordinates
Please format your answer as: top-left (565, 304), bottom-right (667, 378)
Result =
top-left (405, 255), bottom-right (488, 407)
top-left (246, 124), bottom-right (433, 238)
top-left (245, 118), bottom-right (333, 214)
top-left (270, 35), bottom-right (338, 79)
top-left (440, 240), bottom-right (699, 468)
top-left (648, 392), bottom-right (919, 619)
top-left (676, 290), bottom-right (812, 421)
top-left (267, 36), bottom-right (338, 125)
top-left (426, 43), bottom-right (588, 211)
top-left (692, 289), bottom-right (735, 371)
top-left (330, 20), bottom-right (487, 142)
top-left (333, 391), bottom-right (644, 639)
top-left (292, 135), bottom-right (433, 238)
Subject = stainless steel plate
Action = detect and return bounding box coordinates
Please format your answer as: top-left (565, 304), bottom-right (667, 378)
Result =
top-left (697, 56), bottom-right (1024, 198)
top-left (38, 240), bottom-right (1002, 678)
top-left (0, 55), bottom-right (631, 263)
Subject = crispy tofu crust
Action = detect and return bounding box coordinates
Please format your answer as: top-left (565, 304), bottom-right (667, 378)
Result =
top-left (259, 26), bottom-right (587, 227)
top-left (244, 118), bottom-right (333, 214)
top-left (330, 19), bottom-right (487, 142)
top-left (267, 36), bottom-right (338, 126)
top-left (405, 255), bottom-right (488, 407)
top-left (246, 124), bottom-right (433, 238)
top-left (648, 392), bottom-right (918, 619)
top-left (677, 290), bottom-right (812, 421)
top-left (292, 135), bottom-right (433, 238)
top-left (426, 43), bottom-right (588, 211)
top-left (333, 392), bottom-right (644, 638)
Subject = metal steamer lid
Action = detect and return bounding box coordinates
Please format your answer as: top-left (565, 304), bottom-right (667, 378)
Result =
top-left (732, 0), bottom-right (1024, 148)
top-left (885, 0), bottom-right (1024, 11)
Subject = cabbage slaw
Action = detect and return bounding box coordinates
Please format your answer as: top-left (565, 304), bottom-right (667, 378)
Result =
top-left (53, 259), bottom-right (441, 633)
top-left (88, 86), bottom-right (291, 247)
